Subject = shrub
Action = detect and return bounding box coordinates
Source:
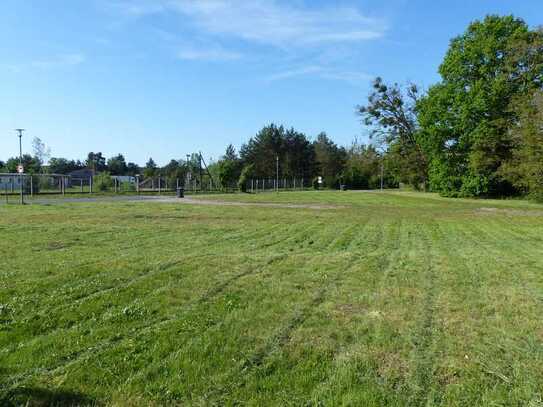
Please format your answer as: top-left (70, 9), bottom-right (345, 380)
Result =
top-left (93, 172), bottom-right (113, 191)
top-left (237, 164), bottom-right (254, 193)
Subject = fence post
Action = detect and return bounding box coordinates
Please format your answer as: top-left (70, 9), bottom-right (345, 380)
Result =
top-left (90, 176), bottom-right (93, 194)
top-left (158, 177), bottom-right (161, 194)
top-left (136, 176), bottom-right (140, 194)
top-left (30, 176), bottom-right (33, 197)
top-left (62, 177), bottom-right (65, 196)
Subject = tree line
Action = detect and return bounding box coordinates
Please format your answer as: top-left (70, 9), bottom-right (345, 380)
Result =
top-left (2, 15), bottom-right (541, 200)
top-left (358, 15), bottom-right (543, 200)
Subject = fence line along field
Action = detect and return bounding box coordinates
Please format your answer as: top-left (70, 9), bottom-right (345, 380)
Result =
top-left (1, 191), bottom-right (543, 406)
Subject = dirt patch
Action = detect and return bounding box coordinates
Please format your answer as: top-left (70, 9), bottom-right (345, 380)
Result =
top-left (476, 207), bottom-right (543, 217)
top-left (146, 196), bottom-right (347, 210)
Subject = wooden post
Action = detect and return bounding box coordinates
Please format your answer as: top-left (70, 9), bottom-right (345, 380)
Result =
top-left (30, 176), bottom-right (33, 197)
top-left (158, 177), bottom-right (161, 194)
top-left (81, 179), bottom-right (83, 193)
top-left (136, 176), bottom-right (140, 194)
top-left (90, 176), bottom-right (93, 194)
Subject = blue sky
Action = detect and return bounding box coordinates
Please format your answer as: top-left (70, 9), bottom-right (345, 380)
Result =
top-left (1, 0), bottom-right (542, 166)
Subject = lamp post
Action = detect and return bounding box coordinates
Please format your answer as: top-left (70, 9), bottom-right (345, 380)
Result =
top-left (15, 129), bottom-right (25, 205)
top-left (276, 155), bottom-right (279, 192)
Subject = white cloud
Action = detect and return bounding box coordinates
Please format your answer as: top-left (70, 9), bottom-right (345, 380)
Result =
top-left (2, 53), bottom-right (86, 73)
top-left (266, 66), bottom-right (324, 81)
top-left (31, 53), bottom-right (86, 68)
top-left (112, 0), bottom-right (386, 48)
top-left (177, 47), bottom-right (241, 61)
top-left (267, 65), bottom-right (372, 85)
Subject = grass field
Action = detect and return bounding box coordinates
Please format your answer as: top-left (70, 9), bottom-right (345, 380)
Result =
top-left (1, 191), bottom-right (543, 406)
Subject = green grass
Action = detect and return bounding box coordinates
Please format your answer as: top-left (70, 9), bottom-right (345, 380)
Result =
top-left (1, 191), bottom-right (542, 406)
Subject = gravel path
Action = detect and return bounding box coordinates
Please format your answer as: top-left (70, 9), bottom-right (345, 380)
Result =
top-left (14, 195), bottom-right (344, 210)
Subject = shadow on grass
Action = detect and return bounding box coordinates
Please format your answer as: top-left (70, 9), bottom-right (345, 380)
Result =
top-left (1, 386), bottom-right (100, 406)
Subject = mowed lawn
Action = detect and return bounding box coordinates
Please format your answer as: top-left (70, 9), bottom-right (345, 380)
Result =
top-left (1, 191), bottom-right (543, 406)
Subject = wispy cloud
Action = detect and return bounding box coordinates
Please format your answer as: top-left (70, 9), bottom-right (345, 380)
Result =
top-left (111, 0), bottom-right (386, 48)
top-left (31, 53), bottom-right (86, 68)
top-left (106, 1), bottom-right (384, 85)
top-left (3, 53), bottom-right (86, 73)
top-left (267, 65), bottom-right (372, 85)
top-left (177, 46), bottom-right (241, 61)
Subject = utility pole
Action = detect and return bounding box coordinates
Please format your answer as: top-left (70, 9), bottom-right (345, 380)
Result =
top-left (276, 155), bottom-right (279, 192)
top-left (199, 153), bottom-right (203, 191)
top-left (186, 154), bottom-right (191, 189)
top-left (16, 129), bottom-right (25, 205)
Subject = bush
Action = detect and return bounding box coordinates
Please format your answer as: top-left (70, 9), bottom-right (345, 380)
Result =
top-left (93, 172), bottom-right (113, 192)
top-left (237, 164), bottom-right (254, 193)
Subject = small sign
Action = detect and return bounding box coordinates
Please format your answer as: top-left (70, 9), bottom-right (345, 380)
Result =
top-left (16, 165), bottom-right (24, 174)
top-left (318, 176), bottom-right (323, 184)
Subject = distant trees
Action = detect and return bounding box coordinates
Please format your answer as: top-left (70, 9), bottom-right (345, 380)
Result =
top-left (313, 132), bottom-right (346, 188)
top-left (5, 155), bottom-right (41, 174)
top-left (86, 152), bottom-right (107, 173)
top-left (48, 158), bottom-right (84, 174)
top-left (143, 158), bottom-right (158, 178)
top-left (217, 144), bottom-right (242, 188)
top-left (239, 124), bottom-right (316, 181)
top-left (343, 142), bottom-right (383, 189)
top-left (106, 154), bottom-right (128, 175)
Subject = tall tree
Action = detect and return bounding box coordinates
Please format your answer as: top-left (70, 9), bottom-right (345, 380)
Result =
top-left (32, 137), bottom-right (51, 168)
top-left (143, 158), bottom-right (157, 178)
top-left (217, 145), bottom-right (242, 188)
top-left (500, 91), bottom-right (543, 201)
top-left (86, 152), bottom-right (106, 173)
top-left (357, 77), bottom-right (427, 189)
top-left (417, 15), bottom-right (543, 196)
top-left (313, 132), bottom-right (346, 188)
top-left (240, 124), bottom-right (316, 180)
top-left (107, 154), bottom-right (128, 175)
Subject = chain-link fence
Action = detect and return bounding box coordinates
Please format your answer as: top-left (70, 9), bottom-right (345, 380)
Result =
top-left (245, 178), bottom-right (312, 193)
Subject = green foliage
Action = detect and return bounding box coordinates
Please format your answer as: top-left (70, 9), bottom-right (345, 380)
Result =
top-left (143, 158), bottom-right (157, 179)
top-left (357, 77), bottom-right (427, 189)
top-left (237, 164), bottom-right (254, 192)
top-left (6, 154), bottom-right (41, 174)
top-left (93, 172), bottom-right (113, 191)
top-left (240, 124), bottom-right (315, 179)
top-left (500, 91), bottom-right (543, 201)
top-left (342, 142), bottom-right (382, 189)
top-left (313, 132), bottom-right (346, 188)
top-left (48, 157), bottom-right (84, 174)
top-left (86, 152), bottom-right (106, 172)
top-left (107, 154), bottom-right (128, 175)
top-left (417, 15), bottom-right (543, 197)
top-left (217, 145), bottom-right (242, 188)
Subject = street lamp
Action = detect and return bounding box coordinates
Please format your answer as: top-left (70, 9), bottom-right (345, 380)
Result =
top-left (15, 129), bottom-right (25, 204)
top-left (276, 155), bottom-right (279, 192)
